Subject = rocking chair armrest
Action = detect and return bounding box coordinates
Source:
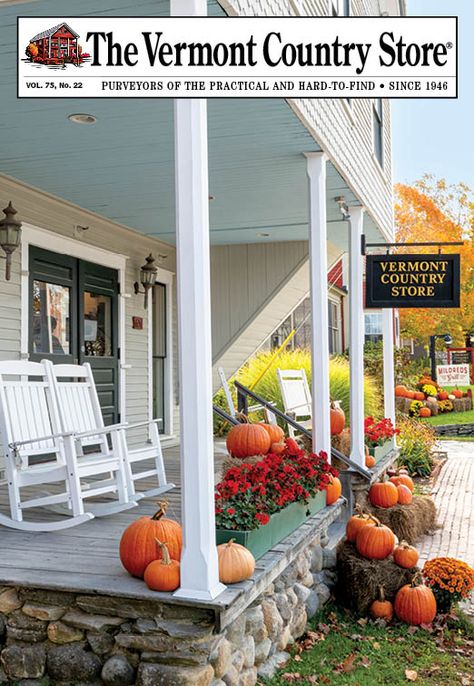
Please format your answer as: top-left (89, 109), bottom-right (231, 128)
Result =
top-left (9, 430), bottom-right (74, 449)
top-left (121, 418), bottom-right (162, 432)
top-left (72, 424), bottom-right (128, 439)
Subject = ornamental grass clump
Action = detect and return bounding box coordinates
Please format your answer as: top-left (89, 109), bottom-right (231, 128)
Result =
top-left (423, 557), bottom-right (474, 613)
top-left (396, 416), bottom-right (436, 477)
top-left (215, 438), bottom-right (338, 531)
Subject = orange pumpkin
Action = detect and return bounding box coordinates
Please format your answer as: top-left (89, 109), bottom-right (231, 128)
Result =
top-left (270, 441), bottom-right (285, 455)
top-left (144, 539), bottom-right (180, 592)
top-left (330, 402), bottom-right (345, 436)
top-left (405, 390), bottom-right (415, 400)
top-left (413, 392), bottom-right (425, 401)
top-left (397, 484), bottom-right (413, 505)
top-left (325, 476), bottom-right (342, 505)
top-left (395, 385), bottom-right (407, 397)
top-left (394, 575), bottom-right (437, 625)
top-left (217, 539), bottom-right (255, 584)
top-left (452, 388), bottom-right (463, 399)
top-left (226, 421), bottom-right (271, 458)
top-left (368, 481), bottom-right (399, 509)
top-left (397, 474), bottom-right (414, 493)
top-left (119, 502), bottom-right (182, 578)
top-left (438, 391), bottom-right (449, 401)
top-left (365, 453), bottom-right (376, 468)
top-left (356, 517), bottom-right (395, 560)
top-left (389, 475), bottom-right (401, 487)
top-left (260, 423), bottom-right (285, 445)
top-left (370, 587), bottom-right (393, 621)
top-left (393, 541), bottom-right (419, 569)
top-left (419, 407), bottom-right (431, 418)
top-left (346, 505), bottom-right (375, 543)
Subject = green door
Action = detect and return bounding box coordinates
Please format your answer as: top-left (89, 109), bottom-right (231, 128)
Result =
top-left (29, 247), bottom-right (120, 424)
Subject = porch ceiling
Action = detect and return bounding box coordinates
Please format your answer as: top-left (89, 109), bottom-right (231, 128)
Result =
top-left (0, 0), bottom-right (381, 248)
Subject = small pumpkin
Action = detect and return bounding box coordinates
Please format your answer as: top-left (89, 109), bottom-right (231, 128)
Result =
top-left (330, 401), bottom-right (345, 436)
top-left (226, 420), bottom-right (271, 458)
top-left (397, 484), bottom-right (413, 505)
top-left (270, 441), bottom-right (285, 455)
top-left (438, 391), bottom-right (449, 401)
top-left (356, 517), bottom-right (395, 560)
top-left (325, 476), bottom-right (342, 505)
top-left (413, 391), bottom-right (425, 401)
top-left (365, 453), bottom-right (376, 468)
top-left (368, 480), bottom-right (399, 509)
top-left (144, 539), bottom-right (180, 592)
top-left (398, 474), bottom-right (414, 492)
top-left (419, 407), bottom-right (431, 418)
top-left (394, 574), bottom-right (437, 625)
top-left (119, 502), bottom-right (182, 578)
top-left (395, 385), bottom-right (407, 397)
top-left (405, 390), bottom-right (415, 400)
top-left (370, 587), bottom-right (393, 621)
top-left (217, 539), bottom-right (255, 584)
top-left (346, 505), bottom-right (375, 543)
top-left (393, 541), bottom-right (419, 569)
top-left (260, 422), bottom-right (285, 445)
top-left (452, 388), bottom-right (463, 399)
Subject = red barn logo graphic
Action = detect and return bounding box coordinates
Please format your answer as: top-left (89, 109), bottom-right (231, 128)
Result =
top-left (25, 22), bottom-right (90, 68)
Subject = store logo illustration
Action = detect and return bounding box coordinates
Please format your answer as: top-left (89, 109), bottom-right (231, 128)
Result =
top-left (24, 22), bottom-right (91, 69)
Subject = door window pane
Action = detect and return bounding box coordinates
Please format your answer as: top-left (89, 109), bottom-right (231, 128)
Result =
top-left (32, 280), bottom-right (70, 354)
top-left (83, 292), bottom-right (112, 357)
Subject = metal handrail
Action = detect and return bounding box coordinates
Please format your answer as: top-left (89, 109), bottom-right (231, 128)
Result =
top-left (234, 380), bottom-right (371, 480)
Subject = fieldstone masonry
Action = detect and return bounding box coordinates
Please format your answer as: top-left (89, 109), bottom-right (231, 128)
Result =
top-left (0, 529), bottom-right (336, 685)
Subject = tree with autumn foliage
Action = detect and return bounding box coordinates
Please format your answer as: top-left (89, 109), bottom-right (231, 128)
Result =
top-left (395, 176), bottom-right (474, 347)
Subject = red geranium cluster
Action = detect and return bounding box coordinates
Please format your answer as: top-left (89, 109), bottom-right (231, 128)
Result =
top-left (364, 416), bottom-right (399, 449)
top-left (215, 438), bottom-right (339, 531)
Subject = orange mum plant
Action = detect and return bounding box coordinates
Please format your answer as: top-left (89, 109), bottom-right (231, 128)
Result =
top-left (423, 557), bottom-right (474, 613)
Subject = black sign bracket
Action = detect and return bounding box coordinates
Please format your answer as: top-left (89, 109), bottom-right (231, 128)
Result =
top-left (361, 235), bottom-right (464, 256)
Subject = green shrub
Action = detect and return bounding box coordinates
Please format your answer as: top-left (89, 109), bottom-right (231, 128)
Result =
top-left (396, 416), bottom-right (437, 477)
top-left (213, 349), bottom-right (380, 435)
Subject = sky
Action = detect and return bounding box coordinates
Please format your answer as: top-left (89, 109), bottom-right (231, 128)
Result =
top-left (391, 0), bottom-right (473, 189)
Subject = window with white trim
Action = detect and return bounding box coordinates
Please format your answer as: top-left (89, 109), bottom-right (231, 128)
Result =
top-left (328, 299), bottom-right (341, 354)
top-left (373, 98), bottom-right (384, 167)
top-left (365, 312), bottom-right (383, 343)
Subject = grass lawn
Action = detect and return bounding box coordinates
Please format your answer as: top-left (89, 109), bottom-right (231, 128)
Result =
top-left (423, 409), bottom-right (474, 426)
top-left (263, 604), bottom-right (474, 686)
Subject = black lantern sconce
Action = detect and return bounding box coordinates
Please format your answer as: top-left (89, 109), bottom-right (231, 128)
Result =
top-left (134, 253), bottom-right (158, 308)
top-left (0, 202), bottom-right (22, 281)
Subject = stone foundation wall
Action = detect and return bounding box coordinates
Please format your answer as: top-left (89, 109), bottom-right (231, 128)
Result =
top-left (0, 530), bottom-right (336, 685)
top-left (434, 423), bottom-right (474, 437)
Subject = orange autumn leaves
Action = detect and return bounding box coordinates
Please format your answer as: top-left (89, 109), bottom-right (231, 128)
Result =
top-left (395, 177), bottom-right (474, 344)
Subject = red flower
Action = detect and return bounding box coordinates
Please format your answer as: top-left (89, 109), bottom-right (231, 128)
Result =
top-left (255, 513), bottom-right (270, 525)
top-left (227, 508), bottom-right (236, 515)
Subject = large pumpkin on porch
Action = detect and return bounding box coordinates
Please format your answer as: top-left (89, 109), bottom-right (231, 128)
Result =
top-left (260, 423), bottom-right (285, 445)
top-left (330, 402), bottom-right (345, 436)
top-left (355, 517), bottom-right (395, 560)
top-left (226, 422), bottom-right (271, 458)
top-left (394, 576), bottom-right (437, 625)
top-left (119, 502), bottom-right (182, 578)
top-left (217, 539), bottom-right (255, 584)
top-left (325, 476), bottom-right (342, 505)
top-left (368, 480), bottom-right (398, 509)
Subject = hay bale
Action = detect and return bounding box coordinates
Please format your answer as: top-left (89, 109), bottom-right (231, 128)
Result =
top-left (220, 454), bottom-right (266, 480)
top-left (332, 429), bottom-right (351, 457)
top-left (357, 494), bottom-right (438, 545)
top-left (336, 540), bottom-right (417, 615)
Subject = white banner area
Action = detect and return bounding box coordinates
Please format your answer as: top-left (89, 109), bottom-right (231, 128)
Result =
top-left (437, 364), bottom-right (470, 387)
top-left (18, 16), bottom-right (457, 99)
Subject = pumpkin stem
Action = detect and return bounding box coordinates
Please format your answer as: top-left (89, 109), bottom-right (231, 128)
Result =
top-left (155, 538), bottom-right (172, 566)
top-left (378, 586), bottom-right (386, 602)
top-left (355, 504), bottom-right (366, 517)
top-left (226, 538), bottom-right (236, 547)
top-left (411, 571), bottom-right (423, 587)
top-left (235, 412), bottom-right (250, 424)
top-left (151, 501), bottom-right (168, 520)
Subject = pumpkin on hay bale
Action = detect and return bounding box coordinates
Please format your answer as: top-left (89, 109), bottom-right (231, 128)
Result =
top-left (358, 493), bottom-right (438, 545)
top-left (336, 540), bottom-right (418, 615)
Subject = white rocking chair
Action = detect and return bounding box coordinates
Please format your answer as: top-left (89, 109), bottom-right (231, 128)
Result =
top-left (0, 361), bottom-right (133, 532)
top-left (277, 368), bottom-right (313, 438)
top-left (43, 360), bottom-right (174, 501)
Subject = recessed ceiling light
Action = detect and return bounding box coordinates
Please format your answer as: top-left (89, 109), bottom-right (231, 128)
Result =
top-left (258, 232), bottom-right (270, 237)
top-left (68, 113), bottom-right (97, 125)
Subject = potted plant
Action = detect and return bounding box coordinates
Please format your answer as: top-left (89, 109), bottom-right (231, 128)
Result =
top-left (364, 417), bottom-right (399, 462)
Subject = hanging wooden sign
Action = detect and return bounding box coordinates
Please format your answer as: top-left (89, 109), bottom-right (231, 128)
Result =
top-left (365, 254), bottom-right (460, 309)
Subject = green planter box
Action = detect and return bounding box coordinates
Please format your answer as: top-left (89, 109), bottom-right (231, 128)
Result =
top-left (216, 491), bottom-right (327, 560)
top-left (369, 442), bottom-right (393, 463)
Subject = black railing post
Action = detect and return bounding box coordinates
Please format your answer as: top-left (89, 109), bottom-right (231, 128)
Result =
top-left (236, 386), bottom-right (248, 416)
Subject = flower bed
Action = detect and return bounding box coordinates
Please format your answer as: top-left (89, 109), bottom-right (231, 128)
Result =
top-left (215, 439), bottom-right (338, 559)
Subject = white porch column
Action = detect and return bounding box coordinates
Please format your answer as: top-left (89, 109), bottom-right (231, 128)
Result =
top-left (172, 0), bottom-right (225, 601)
top-left (348, 206), bottom-right (365, 467)
top-left (306, 153), bottom-right (331, 458)
top-left (382, 308), bottom-right (396, 431)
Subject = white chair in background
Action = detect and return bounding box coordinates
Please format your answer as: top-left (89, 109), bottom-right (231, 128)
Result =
top-left (0, 360), bottom-right (133, 531)
top-left (44, 360), bottom-right (174, 501)
top-left (277, 368), bottom-right (313, 437)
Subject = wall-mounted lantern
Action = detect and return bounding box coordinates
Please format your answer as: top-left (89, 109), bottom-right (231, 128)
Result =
top-left (134, 253), bottom-right (157, 308)
top-left (0, 202), bottom-right (22, 281)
